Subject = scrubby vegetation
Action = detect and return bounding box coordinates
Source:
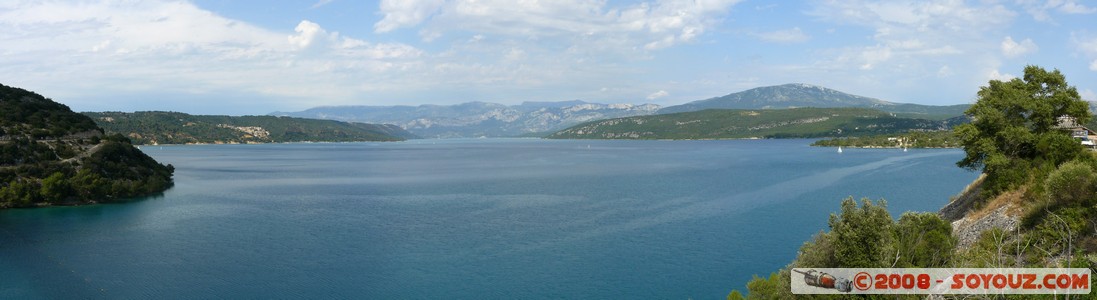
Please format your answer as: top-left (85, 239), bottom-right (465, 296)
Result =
top-left (0, 84), bottom-right (98, 138)
top-left (732, 66), bottom-right (1097, 298)
top-left (811, 130), bottom-right (961, 148)
top-left (0, 84), bottom-right (173, 208)
top-left (547, 107), bottom-right (954, 140)
top-left (84, 111), bottom-right (415, 145)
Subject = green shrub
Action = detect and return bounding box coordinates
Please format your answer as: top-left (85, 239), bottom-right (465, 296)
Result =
top-left (894, 212), bottom-right (955, 267)
top-left (1044, 160), bottom-right (1097, 206)
top-left (743, 270), bottom-right (791, 300)
top-left (830, 197), bottom-right (895, 268)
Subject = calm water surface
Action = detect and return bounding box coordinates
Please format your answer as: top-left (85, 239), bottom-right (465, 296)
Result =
top-left (0, 139), bottom-right (978, 299)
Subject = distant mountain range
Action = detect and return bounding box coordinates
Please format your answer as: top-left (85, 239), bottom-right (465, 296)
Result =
top-left (658, 83), bottom-right (970, 118)
top-left (272, 83), bottom-right (972, 138)
top-left (271, 101), bottom-right (661, 138)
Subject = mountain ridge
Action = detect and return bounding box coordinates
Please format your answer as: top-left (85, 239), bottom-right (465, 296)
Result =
top-left (272, 84), bottom-right (971, 138)
top-left (658, 83), bottom-right (969, 117)
top-left (271, 101), bottom-right (661, 138)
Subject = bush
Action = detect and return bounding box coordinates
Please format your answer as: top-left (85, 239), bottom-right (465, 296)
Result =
top-left (39, 172), bottom-right (71, 202)
top-left (893, 212), bottom-right (955, 267)
top-left (742, 270), bottom-right (791, 300)
top-left (793, 231), bottom-right (837, 269)
top-left (983, 155), bottom-right (1033, 196)
top-left (830, 197), bottom-right (895, 268)
top-left (1023, 207), bottom-right (1095, 267)
top-left (1044, 160), bottom-right (1097, 206)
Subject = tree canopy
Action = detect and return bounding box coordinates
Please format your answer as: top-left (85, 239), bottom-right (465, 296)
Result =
top-left (0, 83), bottom-right (174, 208)
top-left (954, 65), bottom-right (1091, 195)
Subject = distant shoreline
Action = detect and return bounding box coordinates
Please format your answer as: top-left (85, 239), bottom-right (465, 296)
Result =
top-left (812, 145), bottom-right (960, 149)
top-left (132, 140), bottom-right (409, 146)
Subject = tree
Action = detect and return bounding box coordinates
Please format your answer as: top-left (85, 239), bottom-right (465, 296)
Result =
top-left (955, 65), bottom-right (1091, 195)
top-left (40, 171), bottom-right (71, 202)
top-left (830, 197), bottom-right (895, 268)
top-left (743, 270), bottom-right (791, 300)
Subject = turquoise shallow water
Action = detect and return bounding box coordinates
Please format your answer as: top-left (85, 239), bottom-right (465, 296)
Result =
top-left (0, 139), bottom-right (978, 299)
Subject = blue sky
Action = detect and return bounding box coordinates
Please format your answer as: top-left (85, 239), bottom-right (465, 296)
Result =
top-left (1, 0), bottom-right (1096, 115)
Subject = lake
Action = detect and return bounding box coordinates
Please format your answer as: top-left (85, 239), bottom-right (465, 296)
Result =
top-left (0, 139), bottom-right (979, 299)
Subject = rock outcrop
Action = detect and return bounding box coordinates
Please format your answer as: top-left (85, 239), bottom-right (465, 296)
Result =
top-left (939, 174), bottom-right (1024, 249)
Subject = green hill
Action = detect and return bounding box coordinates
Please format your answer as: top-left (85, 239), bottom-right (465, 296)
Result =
top-left (546, 107), bottom-right (953, 140)
top-left (811, 130), bottom-right (961, 148)
top-left (657, 83), bottom-right (969, 119)
top-left (83, 111), bottom-right (417, 145)
top-left (0, 83), bottom-right (174, 208)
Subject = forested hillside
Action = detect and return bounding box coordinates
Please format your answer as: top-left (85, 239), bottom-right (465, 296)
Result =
top-left (84, 111), bottom-right (416, 145)
top-left (811, 130), bottom-right (961, 148)
top-left (548, 107), bottom-right (953, 140)
top-left (0, 83), bottom-right (174, 208)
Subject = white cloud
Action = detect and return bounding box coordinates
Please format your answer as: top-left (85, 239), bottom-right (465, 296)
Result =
top-left (1073, 33), bottom-right (1097, 51)
top-left (375, 0), bottom-right (446, 33)
top-left (1001, 36), bottom-right (1038, 58)
top-left (988, 69), bottom-right (1016, 81)
top-left (1082, 89), bottom-right (1097, 101)
top-left (808, 0), bottom-right (1017, 93)
top-left (811, 1), bottom-right (1015, 31)
top-left (288, 20), bottom-right (331, 49)
top-left (937, 65), bottom-right (953, 78)
top-left (1072, 33), bottom-right (1097, 72)
top-left (647, 90), bottom-right (669, 100)
top-left (1059, 1), bottom-right (1097, 14)
top-left (0, 0), bottom-right (750, 113)
top-left (1018, 0), bottom-right (1097, 21)
top-left (376, 0), bottom-right (743, 52)
top-left (752, 27), bottom-right (810, 43)
top-left (0, 1), bottom-right (428, 111)
top-left (857, 46), bottom-right (892, 70)
top-left (91, 40), bottom-right (111, 52)
top-left (311, 0), bottom-right (335, 9)
top-left (503, 48), bottom-right (526, 62)
top-left (3, 0), bottom-right (1092, 114)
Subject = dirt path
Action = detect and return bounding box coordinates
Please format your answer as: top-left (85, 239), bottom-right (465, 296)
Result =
top-left (0, 142), bottom-right (104, 171)
top-left (60, 143), bottom-right (103, 164)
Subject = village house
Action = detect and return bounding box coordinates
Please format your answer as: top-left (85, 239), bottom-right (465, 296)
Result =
top-left (1056, 116), bottom-right (1097, 149)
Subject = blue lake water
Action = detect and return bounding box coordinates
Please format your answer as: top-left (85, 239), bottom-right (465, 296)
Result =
top-left (0, 139), bottom-right (979, 299)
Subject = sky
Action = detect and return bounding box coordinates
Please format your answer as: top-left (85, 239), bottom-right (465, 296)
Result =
top-left (1, 0), bottom-right (1096, 115)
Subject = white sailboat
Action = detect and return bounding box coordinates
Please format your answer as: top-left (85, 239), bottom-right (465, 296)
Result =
top-left (837, 146), bottom-right (843, 153)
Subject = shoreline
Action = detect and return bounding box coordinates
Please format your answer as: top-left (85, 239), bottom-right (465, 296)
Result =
top-left (812, 145), bottom-right (960, 149)
top-left (132, 139), bottom-right (409, 146)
